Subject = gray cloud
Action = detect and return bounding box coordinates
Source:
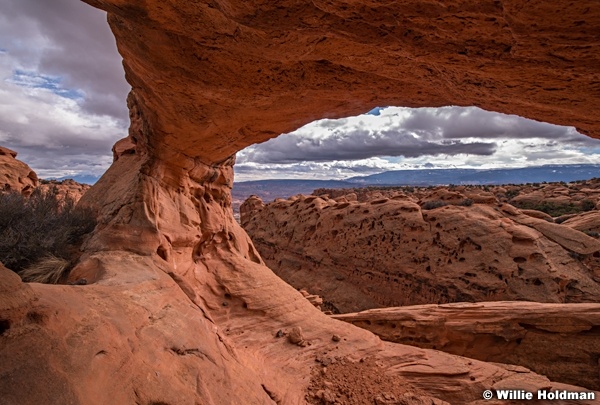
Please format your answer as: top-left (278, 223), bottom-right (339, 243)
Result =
top-left (400, 106), bottom-right (575, 140)
top-left (238, 106), bottom-right (596, 166)
top-left (0, 0), bottom-right (129, 179)
top-left (0, 0), bottom-right (129, 122)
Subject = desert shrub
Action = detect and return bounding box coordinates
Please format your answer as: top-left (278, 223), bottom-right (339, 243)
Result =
top-left (421, 200), bottom-right (448, 210)
top-left (581, 199), bottom-right (596, 212)
top-left (512, 201), bottom-right (583, 217)
top-left (0, 188), bottom-right (96, 283)
top-left (584, 230), bottom-right (600, 238)
top-left (505, 189), bottom-right (520, 199)
top-left (458, 198), bottom-right (473, 207)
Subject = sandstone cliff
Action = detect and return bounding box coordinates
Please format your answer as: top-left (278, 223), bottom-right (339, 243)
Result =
top-left (1, 0), bottom-right (600, 403)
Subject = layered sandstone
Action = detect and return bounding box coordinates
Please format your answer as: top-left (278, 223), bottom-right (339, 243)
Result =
top-left (242, 193), bottom-right (600, 313)
top-left (334, 302), bottom-right (600, 390)
top-left (1, 0), bottom-right (600, 403)
top-left (0, 146), bottom-right (38, 196)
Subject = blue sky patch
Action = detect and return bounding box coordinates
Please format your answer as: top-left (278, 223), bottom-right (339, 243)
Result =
top-left (367, 107), bottom-right (383, 116)
top-left (8, 69), bottom-right (83, 99)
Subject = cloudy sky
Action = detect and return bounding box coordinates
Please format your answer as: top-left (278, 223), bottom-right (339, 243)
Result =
top-left (237, 106), bottom-right (600, 180)
top-left (1, 0), bottom-right (599, 183)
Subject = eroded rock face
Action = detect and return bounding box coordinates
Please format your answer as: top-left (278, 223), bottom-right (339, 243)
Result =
top-left (242, 193), bottom-right (600, 312)
top-left (0, 146), bottom-right (38, 196)
top-left (334, 301), bottom-right (600, 390)
top-left (2, 0), bottom-right (600, 403)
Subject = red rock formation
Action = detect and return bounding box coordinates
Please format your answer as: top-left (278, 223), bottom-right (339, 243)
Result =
top-left (38, 179), bottom-right (91, 204)
top-left (83, 0), bottom-right (600, 164)
top-left (0, 146), bottom-right (38, 196)
top-left (242, 194), bottom-right (600, 312)
top-left (334, 301), bottom-right (600, 390)
top-left (2, 0), bottom-right (600, 403)
top-left (0, 145), bottom-right (90, 202)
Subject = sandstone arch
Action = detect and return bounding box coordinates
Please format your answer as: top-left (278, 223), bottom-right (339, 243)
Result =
top-left (1, 1), bottom-right (599, 403)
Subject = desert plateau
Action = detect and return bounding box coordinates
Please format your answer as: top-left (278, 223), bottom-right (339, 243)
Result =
top-left (1, 0), bottom-right (600, 404)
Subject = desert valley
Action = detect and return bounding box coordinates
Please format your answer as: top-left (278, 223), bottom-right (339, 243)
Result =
top-left (1, 1), bottom-right (600, 404)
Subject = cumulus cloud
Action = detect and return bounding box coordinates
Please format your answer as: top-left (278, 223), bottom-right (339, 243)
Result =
top-left (236, 107), bottom-right (600, 181)
top-left (239, 106), bottom-right (592, 165)
top-left (0, 0), bottom-right (129, 120)
top-left (0, 0), bottom-right (129, 180)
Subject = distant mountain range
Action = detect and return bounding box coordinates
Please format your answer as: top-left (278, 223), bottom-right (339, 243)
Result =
top-left (232, 164), bottom-right (600, 204)
top-left (346, 164), bottom-right (600, 186)
top-left (55, 175), bottom-right (100, 185)
top-left (232, 179), bottom-right (351, 204)
top-left (46, 165), bottom-right (600, 206)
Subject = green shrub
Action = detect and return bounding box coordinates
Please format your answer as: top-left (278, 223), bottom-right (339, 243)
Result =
top-left (584, 230), bottom-right (600, 238)
top-left (0, 188), bottom-right (96, 283)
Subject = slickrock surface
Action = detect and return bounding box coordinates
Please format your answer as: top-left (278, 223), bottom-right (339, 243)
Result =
top-left (2, 0), bottom-right (600, 403)
top-left (507, 179), bottom-right (600, 212)
top-left (0, 146), bottom-right (38, 196)
top-left (563, 211), bottom-right (600, 234)
top-left (242, 193), bottom-right (600, 313)
top-left (333, 302), bottom-right (600, 390)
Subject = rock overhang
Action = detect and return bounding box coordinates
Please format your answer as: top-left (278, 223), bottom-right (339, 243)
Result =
top-left (83, 0), bottom-right (600, 165)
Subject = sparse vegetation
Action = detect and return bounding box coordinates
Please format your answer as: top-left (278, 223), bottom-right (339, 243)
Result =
top-left (512, 201), bottom-right (594, 217)
top-left (0, 188), bottom-right (96, 283)
top-left (581, 199), bottom-right (596, 212)
top-left (458, 198), bottom-right (473, 207)
top-left (505, 189), bottom-right (520, 199)
top-left (421, 200), bottom-right (448, 210)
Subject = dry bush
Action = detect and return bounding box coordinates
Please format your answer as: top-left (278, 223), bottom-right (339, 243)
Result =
top-left (20, 255), bottom-right (70, 284)
top-left (421, 200), bottom-right (448, 210)
top-left (0, 187), bottom-right (96, 283)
